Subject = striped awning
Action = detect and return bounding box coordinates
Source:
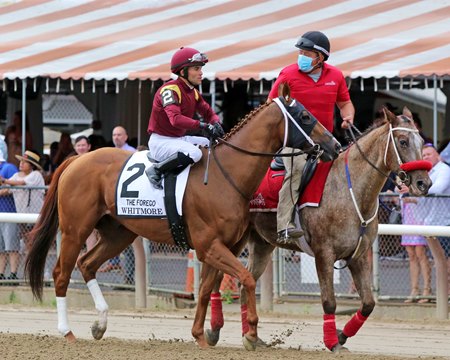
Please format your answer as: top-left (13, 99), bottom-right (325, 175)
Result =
top-left (0, 0), bottom-right (449, 82)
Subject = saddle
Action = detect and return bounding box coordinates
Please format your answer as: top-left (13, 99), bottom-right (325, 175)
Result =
top-left (270, 155), bottom-right (318, 198)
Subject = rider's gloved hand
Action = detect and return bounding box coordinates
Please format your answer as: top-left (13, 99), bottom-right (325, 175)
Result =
top-left (202, 122), bottom-right (224, 139)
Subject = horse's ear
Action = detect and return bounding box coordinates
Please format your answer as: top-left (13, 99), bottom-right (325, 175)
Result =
top-left (402, 106), bottom-right (413, 120)
top-left (278, 83), bottom-right (291, 102)
top-left (383, 107), bottom-right (396, 123)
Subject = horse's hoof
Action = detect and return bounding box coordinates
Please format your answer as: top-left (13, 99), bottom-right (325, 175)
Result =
top-left (204, 329), bottom-right (220, 346)
top-left (242, 334), bottom-right (257, 351)
top-left (64, 331), bottom-right (76, 343)
top-left (337, 329), bottom-right (348, 345)
top-left (91, 320), bottom-right (107, 340)
top-left (331, 343), bottom-right (350, 353)
top-left (196, 338), bottom-right (209, 349)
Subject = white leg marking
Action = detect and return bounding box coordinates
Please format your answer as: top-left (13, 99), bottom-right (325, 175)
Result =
top-left (56, 297), bottom-right (71, 336)
top-left (87, 279), bottom-right (109, 328)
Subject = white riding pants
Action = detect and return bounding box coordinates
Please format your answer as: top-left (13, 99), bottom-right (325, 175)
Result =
top-left (148, 133), bottom-right (209, 163)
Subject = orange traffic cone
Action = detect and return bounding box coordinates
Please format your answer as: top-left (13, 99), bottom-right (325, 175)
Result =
top-left (185, 250), bottom-right (195, 293)
top-left (220, 273), bottom-right (239, 299)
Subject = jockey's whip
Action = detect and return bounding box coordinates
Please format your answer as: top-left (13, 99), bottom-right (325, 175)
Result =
top-left (203, 138), bottom-right (213, 185)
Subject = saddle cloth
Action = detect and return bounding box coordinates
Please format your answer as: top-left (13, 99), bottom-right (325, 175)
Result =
top-left (116, 151), bottom-right (190, 217)
top-left (249, 161), bottom-right (333, 212)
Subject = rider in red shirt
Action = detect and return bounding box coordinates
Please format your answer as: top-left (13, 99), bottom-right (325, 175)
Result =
top-left (146, 47), bottom-right (223, 189)
top-left (268, 31), bottom-right (355, 242)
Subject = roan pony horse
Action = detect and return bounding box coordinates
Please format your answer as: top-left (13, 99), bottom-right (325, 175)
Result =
top-left (25, 84), bottom-right (341, 349)
top-left (206, 107), bottom-right (432, 351)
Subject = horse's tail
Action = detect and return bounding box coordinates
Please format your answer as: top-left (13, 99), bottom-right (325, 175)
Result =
top-left (25, 156), bottom-right (78, 301)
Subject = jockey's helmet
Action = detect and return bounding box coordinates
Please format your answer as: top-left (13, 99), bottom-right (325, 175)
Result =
top-left (170, 47), bottom-right (208, 75)
top-left (295, 31), bottom-right (330, 61)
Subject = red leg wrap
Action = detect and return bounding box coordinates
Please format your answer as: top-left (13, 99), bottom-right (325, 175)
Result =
top-left (210, 292), bottom-right (224, 330)
top-left (241, 304), bottom-right (249, 335)
top-left (342, 310), bottom-right (368, 338)
top-left (323, 314), bottom-right (338, 351)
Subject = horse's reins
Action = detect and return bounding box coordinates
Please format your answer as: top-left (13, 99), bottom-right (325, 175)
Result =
top-left (338, 121), bottom-right (423, 269)
top-left (208, 98), bottom-right (323, 201)
top-left (347, 123), bottom-right (399, 190)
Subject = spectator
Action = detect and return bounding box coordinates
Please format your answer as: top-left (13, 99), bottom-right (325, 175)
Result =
top-left (73, 136), bottom-right (97, 253)
top-left (0, 135), bottom-right (8, 162)
top-left (0, 152), bottom-right (19, 283)
top-left (53, 132), bottom-right (74, 168)
top-left (5, 111), bottom-right (33, 167)
top-left (396, 187), bottom-right (431, 303)
top-left (268, 31), bottom-right (354, 242)
top-left (412, 112), bottom-right (433, 144)
top-left (0, 150), bottom-right (44, 278)
top-left (439, 139), bottom-right (450, 165)
top-left (73, 136), bottom-right (91, 156)
top-left (42, 141), bottom-right (59, 185)
top-left (420, 143), bottom-right (450, 296)
top-left (112, 126), bottom-right (136, 152)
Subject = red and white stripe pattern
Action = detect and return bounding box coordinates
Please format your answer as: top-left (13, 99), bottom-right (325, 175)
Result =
top-left (0, 0), bottom-right (449, 81)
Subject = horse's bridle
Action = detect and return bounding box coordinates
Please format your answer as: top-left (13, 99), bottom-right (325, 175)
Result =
top-left (347, 121), bottom-right (422, 191)
top-left (211, 98), bottom-right (324, 200)
top-left (337, 121), bottom-right (428, 269)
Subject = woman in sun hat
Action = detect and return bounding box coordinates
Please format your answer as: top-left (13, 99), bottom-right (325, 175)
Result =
top-left (1, 150), bottom-right (45, 214)
top-left (0, 150), bottom-right (45, 281)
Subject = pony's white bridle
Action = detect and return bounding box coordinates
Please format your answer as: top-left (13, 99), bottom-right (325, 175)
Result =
top-left (384, 124), bottom-right (420, 167)
top-left (350, 123), bottom-right (420, 227)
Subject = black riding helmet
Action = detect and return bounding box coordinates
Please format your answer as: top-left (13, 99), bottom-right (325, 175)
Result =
top-left (295, 31), bottom-right (330, 61)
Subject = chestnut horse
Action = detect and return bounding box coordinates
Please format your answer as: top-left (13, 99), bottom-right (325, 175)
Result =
top-left (206, 108), bottom-right (432, 351)
top-left (25, 85), bottom-right (341, 349)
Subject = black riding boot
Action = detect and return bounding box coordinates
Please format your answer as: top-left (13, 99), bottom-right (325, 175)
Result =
top-left (146, 152), bottom-right (194, 189)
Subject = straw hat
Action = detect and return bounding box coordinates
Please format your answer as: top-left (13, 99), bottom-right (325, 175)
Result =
top-left (15, 150), bottom-right (42, 170)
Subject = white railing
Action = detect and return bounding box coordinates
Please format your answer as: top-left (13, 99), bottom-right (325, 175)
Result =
top-left (1, 213), bottom-right (448, 318)
top-left (0, 212), bottom-right (147, 309)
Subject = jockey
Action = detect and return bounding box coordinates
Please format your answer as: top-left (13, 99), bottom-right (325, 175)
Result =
top-left (146, 47), bottom-right (224, 189)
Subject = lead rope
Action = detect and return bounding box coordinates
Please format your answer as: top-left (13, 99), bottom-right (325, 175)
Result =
top-left (337, 122), bottom-right (423, 269)
top-left (334, 148), bottom-right (380, 270)
top-left (344, 148), bottom-right (379, 227)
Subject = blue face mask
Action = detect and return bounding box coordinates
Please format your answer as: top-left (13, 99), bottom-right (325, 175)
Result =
top-left (297, 54), bottom-right (316, 72)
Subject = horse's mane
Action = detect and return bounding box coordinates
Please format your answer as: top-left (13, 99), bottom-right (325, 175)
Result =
top-left (222, 101), bottom-right (271, 141)
top-left (348, 118), bottom-right (389, 143)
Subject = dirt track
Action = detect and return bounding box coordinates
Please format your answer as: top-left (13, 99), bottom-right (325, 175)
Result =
top-left (1, 305), bottom-right (450, 359)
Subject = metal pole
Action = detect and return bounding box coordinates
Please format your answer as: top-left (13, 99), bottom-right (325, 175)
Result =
top-left (433, 75), bottom-right (438, 147)
top-left (425, 236), bottom-right (448, 320)
top-left (137, 80), bottom-right (142, 146)
top-left (193, 250), bottom-right (201, 301)
top-left (372, 236), bottom-right (380, 302)
top-left (21, 79), bottom-right (27, 153)
top-left (210, 80), bottom-right (216, 111)
top-left (133, 237), bottom-right (147, 308)
top-left (260, 255), bottom-right (273, 311)
top-left (272, 248), bottom-right (280, 300)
